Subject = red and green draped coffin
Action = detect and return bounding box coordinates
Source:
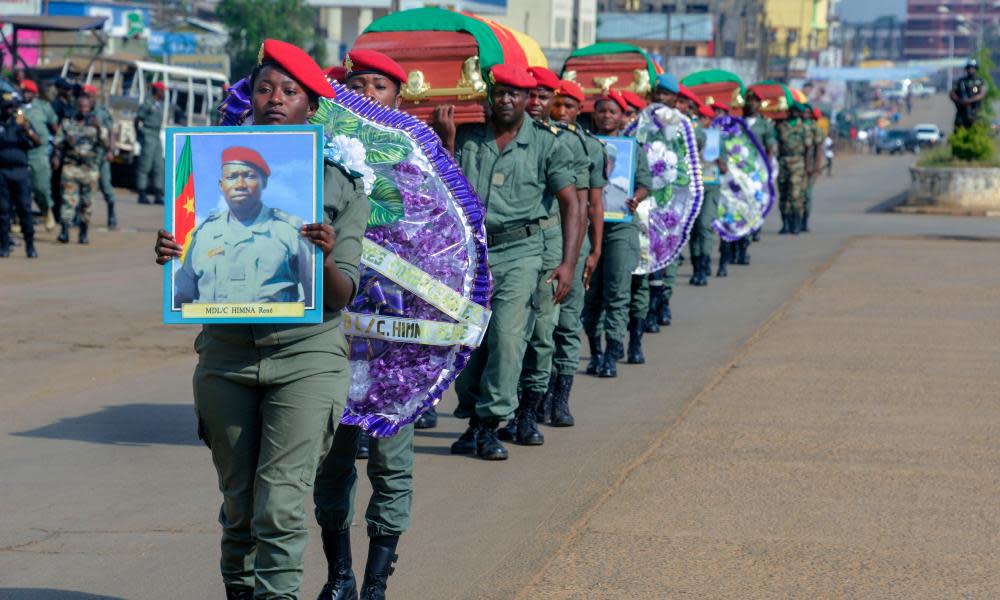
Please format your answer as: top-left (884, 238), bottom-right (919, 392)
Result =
top-left (560, 43), bottom-right (662, 112)
top-left (681, 69), bottom-right (747, 115)
top-left (747, 80), bottom-right (793, 120)
top-left (354, 7), bottom-right (547, 124)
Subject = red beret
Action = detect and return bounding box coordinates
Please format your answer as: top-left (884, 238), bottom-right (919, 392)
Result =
top-left (594, 91), bottom-right (627, 112)
top-left (489, 64), bottom-right (537, 89)
top-left (619, 90), bottom-right (647, 110)
top-left (698, 103), bottom-right (715, 119)
top-left (82, 84), bottom-right (98, 96)
top-left (812, 106), bottom-right (822, 119)
top-left (20, 80), bottom-right (38, 94)
top-left (557, 80), bottom-right (584, 103)
top-left (325, 65), bottom-right (347, 82)
top-left (528, 66), bottom-right (561, 91)
top-left (222, 146), bottom-right (271, 177)
top-left (258, 39), bottom-right (335, 99)
top-left (151, 81), bottom-right (166, 92)
top-left (345, 49), bottom-right (406, 85)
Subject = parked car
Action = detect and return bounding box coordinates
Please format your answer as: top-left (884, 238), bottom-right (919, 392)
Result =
top-left (914, 124), bottom-right (941, 146)
top-left (876, 129), bottom-right (921, 154)
top-left (910, 82), bottom-right (936, 98)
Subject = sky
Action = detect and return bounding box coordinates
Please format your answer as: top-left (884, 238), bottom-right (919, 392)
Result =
top-left (170, 130), bottom-right (320, 225)
top-left (836, 0), bottom-right (907, 23)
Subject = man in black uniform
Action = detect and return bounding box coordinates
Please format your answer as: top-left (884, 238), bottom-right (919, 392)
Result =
top-left (0, 92), bottom-right (41, 257)
top-left (950, 59), bottom-right (987, 130)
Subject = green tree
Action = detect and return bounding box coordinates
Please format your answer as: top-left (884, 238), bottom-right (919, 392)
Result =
top-left (973, 46), bottom-right (998, 124)
top-left (217, 0), bottom-right (325, 80)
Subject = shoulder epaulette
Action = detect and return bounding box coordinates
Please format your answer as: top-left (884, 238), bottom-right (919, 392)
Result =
top-left (533, 119), bottom-right (561, 136)
top-left (270, 207), bottom-right (304, 229)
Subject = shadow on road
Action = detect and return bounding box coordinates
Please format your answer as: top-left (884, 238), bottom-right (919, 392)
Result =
top-left (0, 590), bottom-right (125, 600)
top-left (12, 403), bottom-right (200, 446)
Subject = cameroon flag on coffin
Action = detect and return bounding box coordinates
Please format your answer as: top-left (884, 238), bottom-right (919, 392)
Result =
top-left (173, 137), bottom-right (196, 262)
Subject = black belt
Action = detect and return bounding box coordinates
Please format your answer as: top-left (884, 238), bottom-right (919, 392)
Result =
top-left (487, 221), bottom-right (543, 246)
top-left (539, 214), bottom-right (561, 230)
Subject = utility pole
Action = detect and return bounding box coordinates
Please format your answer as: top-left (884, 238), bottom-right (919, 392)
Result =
top-left (784, 29), bottom-right (796, 82)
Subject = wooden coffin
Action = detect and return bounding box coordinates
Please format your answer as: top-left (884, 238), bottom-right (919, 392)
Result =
top-left (685, 82), bottom-right (745, 115)
top-left (746, 82), bottom-right (790, 120)
top-left (560, 52), bottom-right (653, 113)
top-left (352, 30), bottom-right (489, 124)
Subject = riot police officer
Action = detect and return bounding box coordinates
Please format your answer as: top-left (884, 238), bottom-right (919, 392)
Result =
top-left (950, 59), bottom-right (987, 130)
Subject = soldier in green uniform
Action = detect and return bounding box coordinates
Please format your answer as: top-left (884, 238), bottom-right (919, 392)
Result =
top-left (776, 104), bottom-right (809, 235)
top-left (740, 89), bottom-right (777, 255)
top-left (311, 49), bottom-right (419, 600)
top-left (432, 64), bottom-right (580, 461)
top-left (135, 81), bottom-right (166, 206)
top-left (583, 91), bottom-right (651, 378)
top-left (173, 147), bottom-right (314, 306)
top-left (685, 93), bottom-right (724, 287)
top-left (500, 65), bottom-right (588, 444)
top-left (154, 40), bottom-right (369, 600)
top-left (644, 73), bottom-right (682, 333)
top-left (19, 80), bottom-right (58, 231)
top-left (802, 105), bottom-right (824, 233)
top-left (83, 85), bottom-right (118, 228)
top-left (545, 78), bottom-right (605, 426)
top-left (53, 94), bottom-right (107, 245)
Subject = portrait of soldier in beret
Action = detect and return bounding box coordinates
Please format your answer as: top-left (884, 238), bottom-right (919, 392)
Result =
top-left (172, 144), bottom-right (315, 309)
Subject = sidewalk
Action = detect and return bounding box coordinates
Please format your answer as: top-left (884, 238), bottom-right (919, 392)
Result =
top-left (521, 235), bottom-right (1000, 599)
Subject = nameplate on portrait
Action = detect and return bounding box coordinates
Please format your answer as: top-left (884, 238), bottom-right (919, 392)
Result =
top-left (181, 303), bottom-right (306, 319)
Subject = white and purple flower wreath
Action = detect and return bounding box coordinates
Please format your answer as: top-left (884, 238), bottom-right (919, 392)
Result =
top-left (710, 115), bottom-right (776, 241)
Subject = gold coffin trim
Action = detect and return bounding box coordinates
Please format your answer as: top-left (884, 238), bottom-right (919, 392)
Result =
top-left (401, 57), bottom-right (488, 103)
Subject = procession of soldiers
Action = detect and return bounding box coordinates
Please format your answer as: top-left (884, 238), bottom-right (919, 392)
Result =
top-left (8, 33), bottom-right (828, 600)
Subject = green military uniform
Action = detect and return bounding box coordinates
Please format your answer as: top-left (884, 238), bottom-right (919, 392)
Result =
top-left (315, 423), bottom-right (414, 537)
top-left (193, 163), bottom-right (368, 597)
top-left (747, 115), bottom-right (778, 158)
top-left (135, 96), bottom-right (164, 201)
top-left (54, 114), bottom-right (107, 225)
top-left (552, 127), bottom-right (606, 377)
top-left (174, 205), bottom-right (314, 305)
top-left (22, 98), bottom-right (57, 216)
top-left (93, 104), bottom-right (116, 206)
top-left (452, 119), bottom-right (575, 422)
top-left (689, 124), bottom-right (720, 282)
top-left (776, 117), bottom-right (808, 221)
top-left (519, 121), bottom-right (589, 398)
top-left (581, 140), bottom-right (651, 358)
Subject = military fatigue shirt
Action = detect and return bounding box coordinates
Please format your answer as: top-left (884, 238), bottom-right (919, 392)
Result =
top-left (583, 130), bottom-right (608, 189)
top-left (776, 118), bottom-right (808, 161)
top-left (196, 163), bottom-right (369, 349)
top-left (745, 115), bottom-right (777, 157)
top-left (175, 204), bottom-right (314, 306)
top-left (455, 118), bottom-right (575, 260)
top-left (22, 99), bottom-right (58, 156)
top-left (54, 114), bottom-right (107, 168)
top-left (954, 74), bottom-right (986, 109)
top-left (136, 97), bottom-right (164, 137)
top-left (552, 120), bottom-right (591, 191)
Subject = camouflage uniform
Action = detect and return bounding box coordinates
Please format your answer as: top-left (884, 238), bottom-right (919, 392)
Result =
top-left (776, 118), bottom-right (808, 219)
top-left (54, 114), bottom-right (107, 225)
top-left (804, 117), bottom-right (821, 221)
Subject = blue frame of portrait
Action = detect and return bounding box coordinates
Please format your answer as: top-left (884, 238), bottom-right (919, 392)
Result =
top-left (162, 124), bottom-right (325, 325)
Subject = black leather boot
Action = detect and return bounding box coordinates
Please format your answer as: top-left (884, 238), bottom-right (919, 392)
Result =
top-left (154, 193), bottom-right (164, 205)
top-left (414, 405), bottom-right (437, 429)
top-left (25, 235), bottom-right (37, 258)
top-left (359, 542), bottom-right (397, 600)
top-left (736, 237), bottom-right (750, 265)
top-left (599, 339), bottom-right (620, 378)
top-left (78, 221), bottom-right (89, 244)
top-left (137, 191), bottom-right (150, 205)
top-left (609, 333), bottom-right (625, 360)
top-left (317, 529), bottom-right (358, 600)
top-left (549, 374), bottom-right (575, 427)
top-left (790, 213), bottom-right (801, 235)
top-left (0, 227), bottom-right (9, 257)
top-left (57, 222), bottom-right (70, 243)
top-left (801, 211), bottom-right (810, 233)
top-left (658, 297), bottom-right (672, 326)
top-left (225, 584), bottom-right (254, 600)
top-left (717, 242), bottom-right (729, 277)
top-left (107, 202), bottom-right (117, 229)
top-left (644, 287), bottom-right (662, 333)
top-left (585, 336), bottom-right (603, 376)
top-left (689, 255), bottom-right (700, 285)
top-left (498, 388), bottom-right (521, 441)
top-left (475, 419), bottom-right (508, 460)
top-left (702, 255), bottom-right (711, 282)
top-left (537, 372), bottom-right (556, 423)
top-left (627, 318), bottom-right (645, 364)
top-left (751, 230), bottom-right (760, 242)
top-left (779, 213), bottom-right (790, 234)
top-left (515, 390), bottom-right (544, 446)
top-left (450, 417), bottom-right (478, 455)
top-left (356, 431), bottom-right (370, 460)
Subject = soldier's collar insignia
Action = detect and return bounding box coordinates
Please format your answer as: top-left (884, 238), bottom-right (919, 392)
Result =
top-left (207, 246), bottom-right (224, 257)
top-left (344, 56), bottom-right (354, 73)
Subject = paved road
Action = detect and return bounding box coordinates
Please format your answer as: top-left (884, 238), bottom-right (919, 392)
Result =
top-left (1, 95), bottom-right (996, 599)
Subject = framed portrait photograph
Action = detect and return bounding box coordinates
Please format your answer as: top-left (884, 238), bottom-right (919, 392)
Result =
top-left (597, 135), bottom-right (637, 223)
top-left (162, 125), bottom-right (325, 325)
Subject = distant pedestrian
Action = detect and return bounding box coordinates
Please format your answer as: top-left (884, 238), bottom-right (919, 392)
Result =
top-left (0, 91), bottom-right (42, 258)
top-left (824, 135), bottom-right (834, 176)
top-left (53, 93), bottom-right (107, 244)
top-left (135, 81), bottom-right (166, 206)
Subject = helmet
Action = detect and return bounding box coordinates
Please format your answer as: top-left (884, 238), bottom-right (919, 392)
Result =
top-left (967, 58), bottom-right (979, 69)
